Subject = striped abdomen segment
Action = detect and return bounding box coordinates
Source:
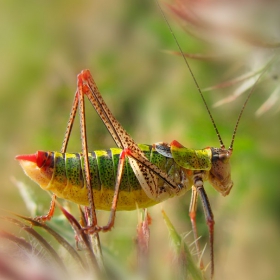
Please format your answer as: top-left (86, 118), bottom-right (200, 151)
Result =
top-left (39, 144), bottom-right (190, 210)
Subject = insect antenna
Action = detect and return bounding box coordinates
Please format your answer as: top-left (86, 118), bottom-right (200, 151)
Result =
top-left (229, 68), bottom-right (267, 151)
top-left (155, 1), bottom-right (225, 149)
top-left (228, 85), bottom-right (255, 151)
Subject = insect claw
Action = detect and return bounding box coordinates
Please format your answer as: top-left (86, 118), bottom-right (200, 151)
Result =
top-left (82, 223), bottom-right (95, 234)
top-left (82, 223), bottom-right (114, 235)
top-left (33, 215), bottom-right (50, 223)
top-left (33, 194), bottom-right (56, 222)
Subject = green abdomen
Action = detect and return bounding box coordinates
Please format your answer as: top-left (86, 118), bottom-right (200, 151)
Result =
top-left (46, 144), bottom-right (184, 210)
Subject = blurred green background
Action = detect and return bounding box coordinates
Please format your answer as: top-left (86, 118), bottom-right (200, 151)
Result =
top-left (0, 0), bottom-right (280, 279)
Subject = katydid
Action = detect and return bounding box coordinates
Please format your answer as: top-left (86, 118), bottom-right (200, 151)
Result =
top-left (15, 69), bottom-right (254, 277)
top-left (15, 5), bottom-right (259, 279)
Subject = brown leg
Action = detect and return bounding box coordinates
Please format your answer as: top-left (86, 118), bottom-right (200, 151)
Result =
top-left (61, 91), bottom-right (79, 154)
top-left (37, 93), bottom-right (79, 222)
top-left (87, 148), bottom-right (127, 233)
top-left (36, 194), bottom-right (56, 221)
top-left (189, 186), bottom-right (204, 270)
top-left (76, 70), bottom-right (181, 232)
top-left (196, 183), bottom-right (215, 279)
top-left (77, 76), bottom-right (98, 227)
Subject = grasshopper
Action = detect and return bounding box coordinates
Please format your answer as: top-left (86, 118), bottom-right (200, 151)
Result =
top-left (15, 4), bottom-right (259, 278)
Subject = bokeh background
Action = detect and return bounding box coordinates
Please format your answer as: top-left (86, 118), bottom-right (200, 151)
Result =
top-left (0, 0), bottom-right (280, 279)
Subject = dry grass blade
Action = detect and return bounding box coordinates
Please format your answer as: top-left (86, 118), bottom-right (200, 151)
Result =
top-left (0, 207), bottom-right (107, 279)
top-left (256, 86), bottom-right (280, 116)
top-left (1, 217), bottom-right (69, 275)
top-left (213, 74), bottom-right (261, 107)
top-left (203, 70), bottom-right (263, 92)
top-left (56, 203), bottom-right (105, 278)
top-left (9, 214), bottom-right (87, 272)
top-left (0, 229), bottom-right (34, 253)
top-left (162, 50), bottom-right (229, 61)
top-left (167, 1), bottom-right (280, 49)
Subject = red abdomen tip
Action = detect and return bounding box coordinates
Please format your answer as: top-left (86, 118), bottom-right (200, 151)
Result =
top-left (15, 153), bottom-right (37, 163)
top-left (15, 151), bottom-right (50, 168)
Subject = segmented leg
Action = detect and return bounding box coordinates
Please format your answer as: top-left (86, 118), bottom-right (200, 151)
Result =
top-left (35, 193), bottom-right (56, 221)
top-left (87, 149), bottom-right (127, 233)
top-left (61, 85), bottom-right (79, 153)
top-left (37, 92), bottom-right (79, 222)
top-left (78, 76), bottom-right (98, 227)
top-left (90, 148), bottom-right (154, 233)
top-left (189, 186), bottom-right (204, 270)
top-left (73, 69), bottom-right (183, 232)
top-left (78, 70), bottom-right (182, 199)
top-left (54, 69), bottom-right (182, 233)
top-left (63, 76), bottom-right (98, 227)
top-left (193, 177), bottom-right (215, 279)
